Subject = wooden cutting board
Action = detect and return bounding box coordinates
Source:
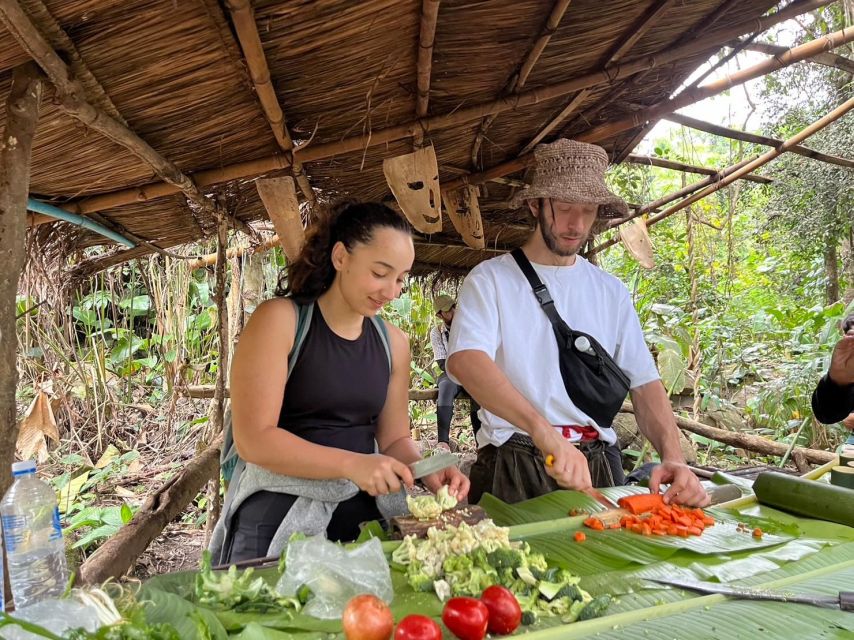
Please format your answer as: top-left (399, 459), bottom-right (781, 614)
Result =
top-left (391, 505), bottom-right (487, 539)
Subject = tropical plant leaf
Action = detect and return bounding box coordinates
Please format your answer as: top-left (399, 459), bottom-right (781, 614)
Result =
top-left (141, 587), bottom-right (228, 640)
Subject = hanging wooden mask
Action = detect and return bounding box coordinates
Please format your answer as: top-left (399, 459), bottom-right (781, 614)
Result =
top-left (382, 144), bottom-right (442, 234)
top-left (442, 184), bottom-right (485, 249)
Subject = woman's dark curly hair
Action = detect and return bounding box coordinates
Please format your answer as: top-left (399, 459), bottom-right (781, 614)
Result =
top-left (278, 201), bottom-right (411, 303)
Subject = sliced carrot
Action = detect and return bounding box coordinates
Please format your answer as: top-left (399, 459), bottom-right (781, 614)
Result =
top-left (752, 528), bottom-right (763, 539)
top-left (618, 493), bottom-right (666, 515)
top-left (574, 531), bottom-right (587, 542)
top-left (687, 526), bottom-right (702, 536)
top-left (584, 517), bottom-right (605, 531)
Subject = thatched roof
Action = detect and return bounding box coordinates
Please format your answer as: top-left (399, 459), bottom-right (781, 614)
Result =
top-left (3, 0), bottom-right (809, 274)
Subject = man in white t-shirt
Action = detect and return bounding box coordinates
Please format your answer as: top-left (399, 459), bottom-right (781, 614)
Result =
top-left (447, 138), bottom-right (708, 507)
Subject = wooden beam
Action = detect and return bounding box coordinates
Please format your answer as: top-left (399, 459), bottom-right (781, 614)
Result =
top-left (225, 0), bottom-right (316, 205)
top-left (522, 0), bottom-right (674, 154)
top-left (665, 112), bottom-right (854, 169)
top-left (255, 177), bottom-right (305, 261)
top-left (591, 95), bottom-right (854, 254)
top-left (413, 0), bottom-right (440, 147)
top-left (742, 40), bottom-right (854, 76)
top-left (625, 154), bottom-right (772, 183)
top-left (0, 63), bottom-right (41, 504)
top-left (56, 0), bottom-right (835, 218)
top-left (0, 0), bottom-right (256, 238)
top-left (471, 0), bottom-right (573, 165)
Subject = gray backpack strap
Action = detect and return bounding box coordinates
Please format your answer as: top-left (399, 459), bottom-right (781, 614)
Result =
top-left (222, 300), bottom-right (312, 485)
top-left (370, 316), bottom-right (393, 370)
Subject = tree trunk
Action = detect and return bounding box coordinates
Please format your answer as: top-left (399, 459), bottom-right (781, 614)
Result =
top-left (825, 240), bottom-right (840, 306)
top-left (0, 63), bottom-right (41, 500)
top-left (0, 65), bottom-right (42, 605)
top-left (620, 403), bottom-right (834, 465)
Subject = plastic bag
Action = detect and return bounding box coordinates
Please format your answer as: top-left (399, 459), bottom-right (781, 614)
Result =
top-left (276, 536), bottom-right (393, 619)
top-left (1, 599), bottom-right (101, 639)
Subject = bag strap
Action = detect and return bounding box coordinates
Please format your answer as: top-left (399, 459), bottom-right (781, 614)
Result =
top-left (370, 315), bottom-right (393, 371)
top-left (510, 248), bottom-right (570, 330)
top-left (287, 301), bottom-right (314, 374)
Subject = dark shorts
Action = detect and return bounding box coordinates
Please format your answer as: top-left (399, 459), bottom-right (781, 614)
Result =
top-left (225, 490), bottom-right (382, 563)
top-left (468, 433), bottom-right (625, 504)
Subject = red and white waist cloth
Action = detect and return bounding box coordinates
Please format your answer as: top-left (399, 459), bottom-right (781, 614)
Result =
top-left (557, 425), bottom-right (600, 442)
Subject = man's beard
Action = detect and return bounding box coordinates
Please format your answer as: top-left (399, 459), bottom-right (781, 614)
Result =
top-left (540, 218), bottom-right (586, 257)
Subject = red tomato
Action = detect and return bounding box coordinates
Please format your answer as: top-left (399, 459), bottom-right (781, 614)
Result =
top-left (394, 615), bottom-right (442, 640)
top-left (442, 596), bottom-right (489, 640)
top-left (480, 585), bottom-right (522, 635)
top-left (342, 594), bottom-right (393, 640)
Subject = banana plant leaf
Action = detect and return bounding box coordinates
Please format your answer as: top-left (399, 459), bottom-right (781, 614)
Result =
top-left (139, 489), bottom-right (854, 639)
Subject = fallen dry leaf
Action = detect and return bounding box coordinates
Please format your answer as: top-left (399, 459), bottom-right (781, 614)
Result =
top-left (16, 390), bottom-right (60, 463)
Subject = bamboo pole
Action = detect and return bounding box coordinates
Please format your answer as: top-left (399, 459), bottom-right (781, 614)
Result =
top-left (577, 27), bottom-right (854, 144)
top-left (58, 0), bottom-right (835, 217)
top-left (743, 40), bottom-right (854, 76)
top-left (0, 62), bottom-right (41, 508)
top-left (451, 24), bottom-right (854, 193)
top-left (591, 95), bottom-right (854, 255)
top-left (0, 0), bottom-right (256, 238)
top-left (224, 0), bottom-right (316, 205)
top-left (626, 154), bottom-right (772, 183)
top-left (413, 0), bottom-right (440, 147)
top-left (664, 112), bottom-right (854, 169)
top-left (471, 0), bottom-right (573, 164)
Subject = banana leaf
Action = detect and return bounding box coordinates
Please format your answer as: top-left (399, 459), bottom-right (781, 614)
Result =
top-left (139, 489), bottom-right (854, 639)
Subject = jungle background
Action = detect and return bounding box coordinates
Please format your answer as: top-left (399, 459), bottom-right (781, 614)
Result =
top-left (11, 4), bottom-right (854, 581)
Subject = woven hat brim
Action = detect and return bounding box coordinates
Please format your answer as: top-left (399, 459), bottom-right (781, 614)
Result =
top-left (509, 183), bottom-right (628, 219)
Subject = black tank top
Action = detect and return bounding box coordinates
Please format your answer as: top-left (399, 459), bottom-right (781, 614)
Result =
top-left (277, 303), bottom-right (390, 453)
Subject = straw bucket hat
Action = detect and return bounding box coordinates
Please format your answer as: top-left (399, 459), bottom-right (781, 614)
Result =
top-left (433, 294), bottom-right (455, 314)
top-left (509, 139), bottom-right (628, 218)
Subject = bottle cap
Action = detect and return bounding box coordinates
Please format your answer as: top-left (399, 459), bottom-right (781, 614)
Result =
top-left (11, 460), bottom-right (36, 476)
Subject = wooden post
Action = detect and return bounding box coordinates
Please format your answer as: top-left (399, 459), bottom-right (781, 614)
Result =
top-left (0, 63), bottom-right (40, 605)
top-left (0, 63), bottom-right (41, 501)
top-left (255, 177), bottom-right (305, 261)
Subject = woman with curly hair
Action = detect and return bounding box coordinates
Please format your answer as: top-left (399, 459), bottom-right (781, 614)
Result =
top-left (217, 201), bottom-right (469, 562)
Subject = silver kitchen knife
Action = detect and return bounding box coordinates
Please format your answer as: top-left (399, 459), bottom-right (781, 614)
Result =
top-left (410, 452), bottom-right (458, 479)
top-left (649, 577), bottom-right (854, 611)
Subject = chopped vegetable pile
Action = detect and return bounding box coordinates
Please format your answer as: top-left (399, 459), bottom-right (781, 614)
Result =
top-left (391, 519), bottom-right (610, 625)
top-left (583, 494), bottom-right (716, 537)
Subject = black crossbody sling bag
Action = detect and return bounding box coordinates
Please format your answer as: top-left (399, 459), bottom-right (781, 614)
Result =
top-left (511, 248), bottom-right (630, 427)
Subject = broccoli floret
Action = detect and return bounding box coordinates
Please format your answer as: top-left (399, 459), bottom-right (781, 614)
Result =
top-left (521, 610), bottom-right (539, 626)
top-left (554, 583), bottom-right (583, 602)
top-left (525, 552), bottom-right (549, 574)
top-left (449, 566), bottom-right (497, 597)
top-left (542, 596), bottom-right (575, 616)
top-left (487, 547), bottom-right (526, 569)
top-left (443, 554), bottom-right (473, 573)
top-left (577, 594), bottom-right (612, 621)
top-left (562, 599), bottom-right (588, 624)
top-left (408, 571), bottom-right (436, 593)
top-left (470, 547), bottom-right (491, 570)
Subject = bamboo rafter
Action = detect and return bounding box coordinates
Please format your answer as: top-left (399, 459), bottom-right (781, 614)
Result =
top-left (521, 0), bottom-right (675, 155)
top-left (665, 112), bottom-right (854, 169)
top-left (742, 40), bottom-right (854, 76)
top-left (413, 0), bottom-right (440, 147)
top-left (590, 95), bottom-right (854, 255)
top-left (0, 0), bottom-right (257, 239)
top-left (626, 154), bottom-right (773, 184)
top-left (470, 0), bottom-right (573, 166)
top-left (224, 0), bottom-right (316, 205)
top-left (444, 24), bottom-right (854, 194)
top-left (55, 0), bottom-right (837, 220)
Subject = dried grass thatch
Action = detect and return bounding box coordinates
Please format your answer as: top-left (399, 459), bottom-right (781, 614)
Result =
top-left (0, 0), bottom-right (819, 275)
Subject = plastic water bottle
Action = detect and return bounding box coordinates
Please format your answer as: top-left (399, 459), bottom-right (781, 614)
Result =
top-left (1, 460), bottom-right (69, 609)
top-left (574, 335), bottom-right (596, 356)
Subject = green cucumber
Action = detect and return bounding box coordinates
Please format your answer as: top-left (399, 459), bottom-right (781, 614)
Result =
top-left (831, 465), bottom-right (854, 490)
top-left (753, 472), bottom-right (854, 528)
